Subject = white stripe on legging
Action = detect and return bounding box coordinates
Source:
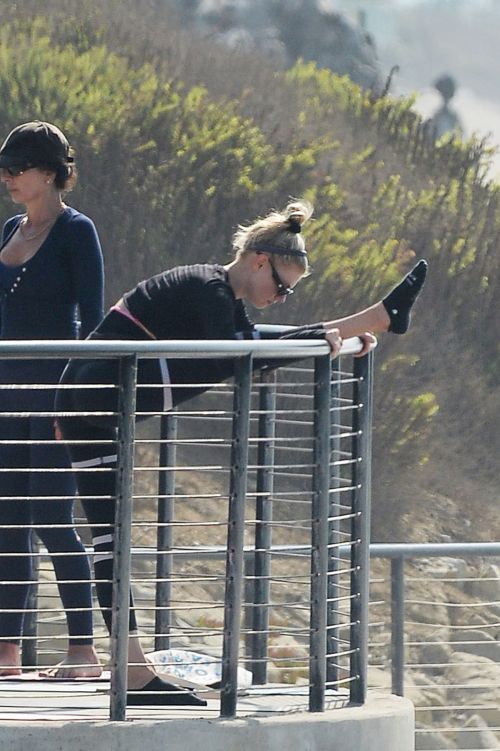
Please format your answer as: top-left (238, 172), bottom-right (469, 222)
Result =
top-left (71, 453), bottom-right (118, 468)
top-left (94, 552), bottom-right (114, 563)
top-left (92, 534), bottom-right (114, 547)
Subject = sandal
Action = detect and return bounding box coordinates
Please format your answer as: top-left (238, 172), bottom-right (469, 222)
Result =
top-left (126, 676), bottom-right (207, 707)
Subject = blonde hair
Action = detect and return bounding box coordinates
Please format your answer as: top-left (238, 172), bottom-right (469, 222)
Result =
top-left (232, 199), bottom-right (313, 273)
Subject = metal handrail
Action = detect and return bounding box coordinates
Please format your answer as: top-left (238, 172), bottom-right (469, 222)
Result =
top-left (0, 336), bottom-right (364, 359)
top-left (368, 542), bottom-right (500, 557)
top-left (0, 335), bottom-right (372, 722)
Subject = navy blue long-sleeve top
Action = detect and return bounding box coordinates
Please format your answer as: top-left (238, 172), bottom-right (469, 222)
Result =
top-left (0, 207), bottom-right (104, 340)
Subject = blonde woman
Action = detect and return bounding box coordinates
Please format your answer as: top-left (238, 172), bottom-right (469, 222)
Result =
top-left (56, 199), bottom-right (426, 705)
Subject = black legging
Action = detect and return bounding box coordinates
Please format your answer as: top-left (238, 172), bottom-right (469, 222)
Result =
top-left (56, 313), bottom-right (324, 634)
top-left (56, 354), bottom-right (167, 634)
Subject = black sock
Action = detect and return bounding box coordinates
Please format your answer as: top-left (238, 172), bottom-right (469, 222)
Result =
top-left (382, 260), bottom-right (428, 334)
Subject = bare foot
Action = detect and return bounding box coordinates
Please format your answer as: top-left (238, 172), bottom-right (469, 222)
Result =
top-left (127, 662), bottom-right (158, 690)
top-left (39, 645), bottom-right (102, 679)
top-left (0, 643), bottom-right (22, 676)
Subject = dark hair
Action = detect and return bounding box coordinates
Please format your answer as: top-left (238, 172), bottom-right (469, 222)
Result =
top-left (0, 121), bottom-right (77, 192)
top-left (38, 154), bottom-right (78, 192)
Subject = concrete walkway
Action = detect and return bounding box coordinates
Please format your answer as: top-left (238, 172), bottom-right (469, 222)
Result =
top-left (0, 676), bottom-right (414, 751)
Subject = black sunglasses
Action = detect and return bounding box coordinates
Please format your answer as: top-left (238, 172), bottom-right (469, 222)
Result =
top-left (1, 164), bottom-right (34, 177)
top-left (269, 259), bottom-right (294, 297)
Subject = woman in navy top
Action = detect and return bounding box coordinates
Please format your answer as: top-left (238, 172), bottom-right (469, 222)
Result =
top-left (56, 199), bottom-right (427, 705)
top-left (0, 122), bottom-right (104, 678)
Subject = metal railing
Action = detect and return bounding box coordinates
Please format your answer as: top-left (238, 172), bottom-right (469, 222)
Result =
top-left (0, 335), bottom-right (374, 721)
top-left (367, 543), bottom-right (500, 751)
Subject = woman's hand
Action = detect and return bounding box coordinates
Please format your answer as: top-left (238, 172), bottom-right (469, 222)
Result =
top-left (53, 419), bottom-right (63, 441)
top-left (325, 327), bottom-right (343, 358)
top-left (355, 332), bottom-right (378, 357)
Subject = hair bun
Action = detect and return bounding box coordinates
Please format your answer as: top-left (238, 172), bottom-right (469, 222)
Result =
top-left (288, 216), bottom-right (302, 234)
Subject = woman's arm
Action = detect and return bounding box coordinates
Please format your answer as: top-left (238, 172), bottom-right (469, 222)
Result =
top-left (67, 215), bottom-right (105, 338)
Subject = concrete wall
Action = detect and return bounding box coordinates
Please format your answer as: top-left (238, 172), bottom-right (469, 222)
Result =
top-left (0, 693), bottom-right (414, 751)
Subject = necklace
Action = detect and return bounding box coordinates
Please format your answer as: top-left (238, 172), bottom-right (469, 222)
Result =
top-left (18, 209), bottom-right (63, 242)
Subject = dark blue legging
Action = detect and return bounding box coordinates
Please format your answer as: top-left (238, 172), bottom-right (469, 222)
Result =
top-left (0, 362), bottom-right (94, 645)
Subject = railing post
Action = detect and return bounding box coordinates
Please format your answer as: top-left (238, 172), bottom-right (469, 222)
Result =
top-left (327, 357), bottom-right (341, 687)
top-left (349, 351), bottom-right (373, 705)
top-left (220, 354), bottom-right (252, 719)
top-left (391, 556), bottom-right (405, 696)
top-left (309, 353), bottom-right (332, 712)
top-left (155, 412), bottom-right (177, 651)
top-left (250, 370), bottom-right (277, 684)
top-left (109, 354), bottom-right (137, 721)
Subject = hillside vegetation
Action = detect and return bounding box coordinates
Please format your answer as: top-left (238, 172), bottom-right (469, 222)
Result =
top-left (1, 0), bottom-right (499, 541)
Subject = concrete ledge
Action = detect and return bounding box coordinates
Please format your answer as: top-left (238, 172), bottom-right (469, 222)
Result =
top-left (0, 693), bottom-right (414, 751)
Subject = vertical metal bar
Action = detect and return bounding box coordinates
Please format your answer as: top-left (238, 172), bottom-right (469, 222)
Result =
top-left (327, 357), bottom-right (341, 687)
top-left (22, 532), bottom-right (39, 670)
top-left (155, 412), bottom-right (177, 651)
top-left (309, 353), bottom-right (332, 712)
top-left (349, 351), bottom-right (373, 705)
top-left (250, 370), bottom-right (277, 684)
top-left (109, 354), bottom-right (138, 721)
top-left (391, 556), bottom-right (405, 696)
top-left (243, 554), bottom-right (255, 670)
top-left (220, 354), bottom-right (252, 719)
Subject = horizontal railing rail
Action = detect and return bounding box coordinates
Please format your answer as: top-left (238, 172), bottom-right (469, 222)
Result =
top-left (0, 336), bottom-right (364, 358)
top-left (106, 541), bottom-right (500, 561)
top-left (369, 542), bottom-right (500, 558)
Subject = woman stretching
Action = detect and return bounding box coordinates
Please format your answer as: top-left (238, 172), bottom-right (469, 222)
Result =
top-left (56, 200), bottom-right (427, 705)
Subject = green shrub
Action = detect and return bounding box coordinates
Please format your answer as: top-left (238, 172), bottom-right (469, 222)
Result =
top-left (1, 2), bottom-right (499, 534)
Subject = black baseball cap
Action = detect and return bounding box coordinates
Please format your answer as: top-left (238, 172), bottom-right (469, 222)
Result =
top-left (0, 121), bottom-right (74, 168)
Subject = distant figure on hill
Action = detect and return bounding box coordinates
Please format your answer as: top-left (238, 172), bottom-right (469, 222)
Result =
top-left (428, 74), bottom-right (463, 141)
